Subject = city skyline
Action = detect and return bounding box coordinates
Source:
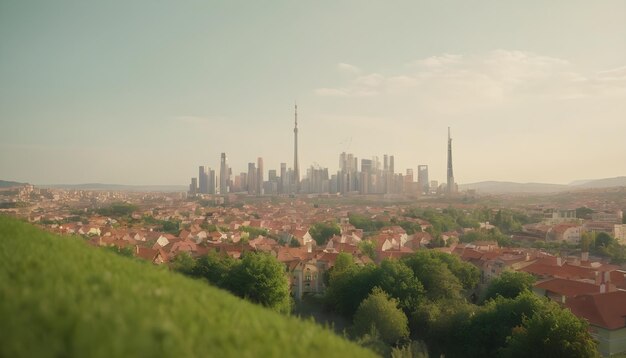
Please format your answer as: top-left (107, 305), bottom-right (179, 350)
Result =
top-left (1, 2), bottom-right (625, 185)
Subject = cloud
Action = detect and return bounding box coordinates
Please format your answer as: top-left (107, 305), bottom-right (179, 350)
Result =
top-left (337, 62), bottom-right (361, 74)
top-left (315, 50), bottom-right (626, 112)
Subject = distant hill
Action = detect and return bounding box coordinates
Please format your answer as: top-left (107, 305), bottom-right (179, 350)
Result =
top-left (461, 176), bottom-right (626, 194)
top-left (0, 180), bottom-right (28, 188)
top-left (40, 183), bottom-right (187, 192)
top-left (0, 216), bottom-right (374, 358)
top-left (460, 181), bottom-right (568, 194)
top-left (571, 176), bottom-right (626, 189)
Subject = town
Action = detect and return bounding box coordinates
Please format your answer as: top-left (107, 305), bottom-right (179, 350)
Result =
top-left (2, 182), bottom-right (625, 356)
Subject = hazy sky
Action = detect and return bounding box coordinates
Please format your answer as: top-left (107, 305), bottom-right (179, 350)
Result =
top-left (1, 1), bottom-right (625, 185)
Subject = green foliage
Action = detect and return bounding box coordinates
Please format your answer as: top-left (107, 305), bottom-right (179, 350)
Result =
top-left (309, 222), bottom-right (341, 245)
top-left (227, 252), bottom-right (292, 314)
top-left (326, 264), bottom-right (380, 318)
top-left (96, 202), bottom-right (137, 217)
top-left (402, 252), bottom-right (464, 301)
top-left (595, 232), bottom-right (614, 248)
top-left (326, 259), bottom-right (424, 320)
top-left (391, 340), bottom-right (429, 358)
top-left (355, 327), bottom-right (392, 357)
top-left (353, 288), bottom-right (409, 345)
top-left (493, 209), bottom-right (524, 234)
top-left (483, 271), bottom-right (536, 302)
top-left (191, 251), bottom-right (235, 286)
top-left (358, 240), bottom-right (377, 261)
top-left (576, 207), bottom-right (594, 220)
top-left (461, 228), bottom-right (512, 247)
top-left (429, 251), bottom-right (480, 290)
top-left (170, 251), bottom-right (196, 275)
top-left (142, 215), bottom-right (181, 235)
top-left (239, 226), bottom-right (269, 239)
top-left (348, 213), bottom-right (388, 233)
top-left (104, 245), bottom-right (135, 258)
top-left (0, 216), bottom-right (375, 358)
top-left (375, 260), bottom-right (425, 311)
top-left (397, 221), bottom-right (422, 235)
top-left (501, 299), bottom-right (598, 358)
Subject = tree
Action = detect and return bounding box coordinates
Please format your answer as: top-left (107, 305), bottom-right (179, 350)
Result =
top-left (325, 264), bottom-right (379, 318)
top-left (358, 240), bottom-right (377, 261)
top-left (375, 259), bottom-right (424, 312)
top-left (402, 252), bottom-right (463, 301)
top-left (483, 271), bottom-right (536, 302)
top-left (192, 251), bottom-right (235, 286)
top-left (353, 288), bottom-right (409, 345)
top-left (595, 232), bottom-right (614, 248)
top-left (501, 300), bottom-right (598, 358)
top-left (226, 252), bottom-right (291, 313)
top-left (309, 222), bottom-right (341, 245)
top-left (170, 252), bottom-right (196, 275)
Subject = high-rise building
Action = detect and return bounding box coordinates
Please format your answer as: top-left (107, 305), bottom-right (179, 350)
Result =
top-left (418, 165), bottom-right (429, 194)
top-left (247, 162), bottom-right (257, 195)
top-left (198, 166), bottom-right (208, 194)
top-left (447, 127), bottom-right (455, 195)
top-left (256, 157), bottom-right (264, 195)
top-left (360, 159), bottom-right (373, 194)
top-left (280, 162), bottom-right (287, 194)
top-left (219, 153), bottom-right (229, 194)
top-left (189, 177), bottom-right (198, 195)
top-left (293, 104), bottom-right (300, 193)
top-left (208, 168), bottom-right (216, 194)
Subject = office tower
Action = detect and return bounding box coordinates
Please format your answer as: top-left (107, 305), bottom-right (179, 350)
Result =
top-left (389, 155), bottom-right (395, 174)
top-left (189, 177), bottom-right (198, 195)
top-left (280, 162), bottom-right (286, 194)
top-left (208, 168), bottom-right (216, 194)
top-left (418, 165), bottom-right (429, 194)
top-left (447, 127), bottom-right (455, 195)
top-left (219, 153), bottom-right (229, 194)
top-left (384, 155), bottom-right (389, 171)
top-left (360, 159), bottom-right (373, 194)
top-left (257, 157), bottom-right (264, 195)
top-left (293, 104), bottom-right (300, 192)
top-left (198, 166), bottom-right (208, 194)
top-left (247, 162), bottom-right (257, 195)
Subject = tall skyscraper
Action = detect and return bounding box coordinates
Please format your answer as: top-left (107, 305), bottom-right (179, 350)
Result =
top-left (247, 162), bottom-right (257, 195)
top-left (293, 103), bottom-right (300, 193)
top-left (219, 153), bottom-right (229, 195)
top-left (447, 127), bottom-right (455, 195)
top-left (198, 166), bottom-right (208, 194)
top-left (189, 177), bottom-right (198, 195)
top-left (418, 165), bottom-right (429, 194)
top-left (256, 157), bottom-right (264, 195)
top-left (280, 162), bottom-right (286, 194)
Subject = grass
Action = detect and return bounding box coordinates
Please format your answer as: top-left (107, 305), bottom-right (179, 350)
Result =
top-left (0, 216), bottom-right (375, 358)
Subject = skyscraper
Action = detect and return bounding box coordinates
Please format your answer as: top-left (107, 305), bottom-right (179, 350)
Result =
top-left (247, 162), bottom-right (257, 195)
top-left (418, 165), bottom-right (429, 194)
top-left (447, 127), bottom-right (455, 195)
top-left (256, 157), bottom-right (264, 195)
top-left (219, 153), bottom-right (229, 195)
top-left (280, 162), bottom-right (286, 194)
top-left (293, 103), bottom-right (300, 193)
top-left (198, 166), bottom-right (208, 194)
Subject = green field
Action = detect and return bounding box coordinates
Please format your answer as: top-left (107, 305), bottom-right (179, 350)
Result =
top-left (0, 216), bottom-right (375, 358)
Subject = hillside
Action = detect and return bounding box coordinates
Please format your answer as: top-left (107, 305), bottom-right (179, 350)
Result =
top-left (461, 176), bottom-right (626, 194)
top-left (0, 179), bottom-right (28, 188)
top-left (0, 216), bottom-right (374, 358)
top-left (40, 183), bottom-right (187, 192)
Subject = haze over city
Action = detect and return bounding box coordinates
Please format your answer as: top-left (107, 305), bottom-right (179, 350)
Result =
top-left (1, 1), bottom-right (625, 185)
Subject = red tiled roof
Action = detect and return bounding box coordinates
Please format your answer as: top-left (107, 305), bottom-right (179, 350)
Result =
top-left (534, 278), bottom-right (600, 297)
top-left (566, 291), bottom-right (626, 330)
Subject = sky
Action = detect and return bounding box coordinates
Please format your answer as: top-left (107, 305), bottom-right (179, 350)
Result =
top-left (1, 1), bottom-right (625, 186)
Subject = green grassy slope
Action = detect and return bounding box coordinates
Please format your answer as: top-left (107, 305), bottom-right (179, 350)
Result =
top-left (0, 216), bottom-right (375, 358)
